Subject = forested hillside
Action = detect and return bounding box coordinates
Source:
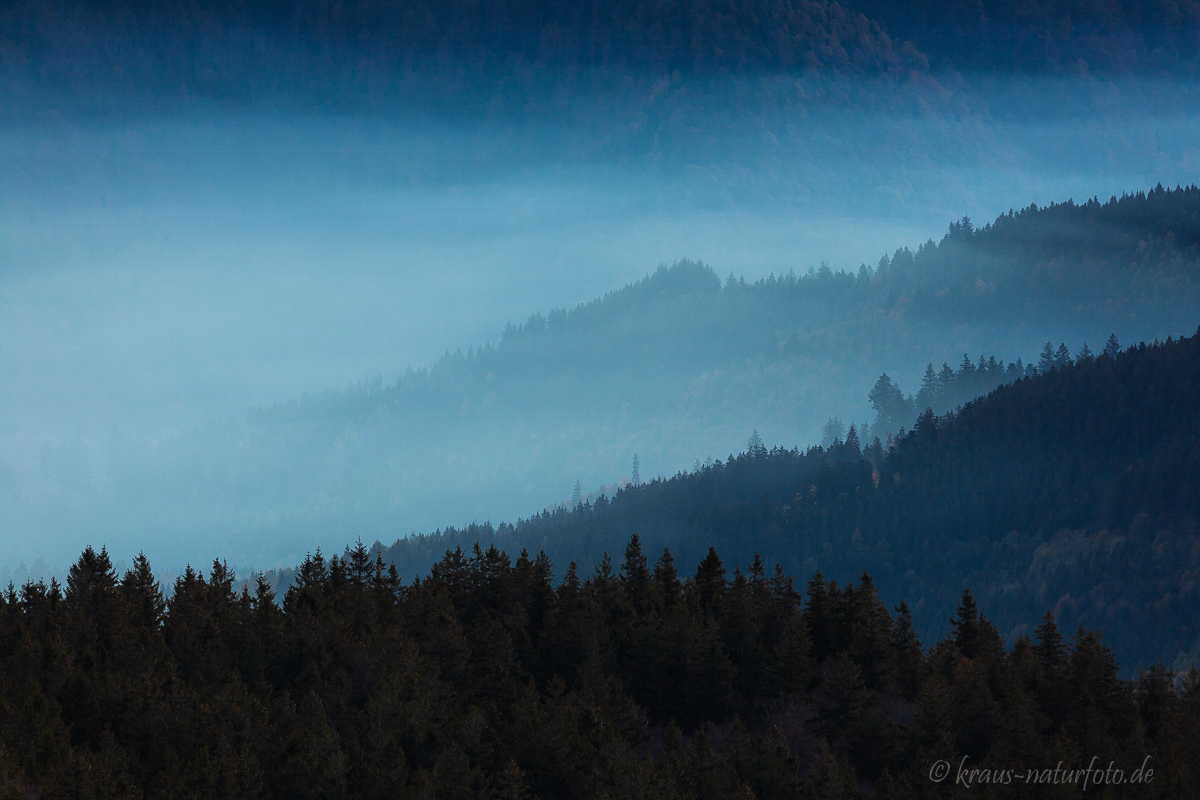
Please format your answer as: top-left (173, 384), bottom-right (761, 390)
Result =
top-left (6, 0), bottom-right (1200, 793)
top-left (3, 541), bottom-right (1197, 797)
top-left (841, 0), bottom-right (1200, 76)
top-left (348, 328), bottom-right (1200, 673)
top-left (7, 0), bottom-right (1199, 116)
top-left (52, 186), bottom-right (1194, 566)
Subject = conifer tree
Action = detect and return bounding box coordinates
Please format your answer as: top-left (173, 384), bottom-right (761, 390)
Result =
top-left (620, 534), bottom-right (652, 613)
top-left (1033, 611), bottom-right (1066, 673)
top-left (653, 549), bottom-right (681, 609)
top-left (692, 547), bottom-right (727, 613)
top-left (1103, 332), bottom-right (1121, 358)
top-left (1038, 341), bottom-right (1056, 371)
top-left (120, 552), bottom-right (165, 629)
top-left (1054, 342), bottom-right (1072, 368)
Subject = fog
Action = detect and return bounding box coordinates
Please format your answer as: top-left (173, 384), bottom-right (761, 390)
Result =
top-left (3, 72), bottom-right (1199, 572)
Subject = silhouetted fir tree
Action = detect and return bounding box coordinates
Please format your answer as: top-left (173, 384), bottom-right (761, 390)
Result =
top-left (120, 552), bottom-right (164, 630)
top-left (619, 534), bottom-right (652, 615)
top-left (821, 416), bottom-right (846, 448)
top-left (1103, 332), bottom-right (1122, 358)
top-left (805, 571), bottom-right (837, 662)
top-left (868, 373), bottom-right (911, 438)
top-left (958, 353), bottom-right (976, 381)
top-left (843, 424), bottom-right (861, 454)
top-left (865, 435), bottom-right (884, 467)
top-left (1033, 611), bottom-right (1066, 674)
top-left (1054, 342), bottom-right (1072, 368)
top-left (1038, 341), bottom-right (1056, 371)
top-left (917, 363), bottom-right (940, 410)
top-left (748, 553), bottom-right (767, 591)
top-left (64, 547), bottom-right (120, 649)
top-left (286, 549), bottom-right (330, 617)
top-left (891, 602), bottom-right (923, 700)
top-left (723, 564), bottom-right (751, 632)
top-left (653, 548), bottom-right (682, 610)
top-left (843, 574), bottom-right (895, 691)
top-left (949, 590), bottom-right (983, 660)
top-left (938, 361), bottom-right (955, 394)
top-left (691, 547), bottom-right (727, 614)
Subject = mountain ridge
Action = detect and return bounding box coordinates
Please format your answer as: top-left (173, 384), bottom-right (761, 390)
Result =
top-left (10, 186), bottom-right (1199, 570)
top-left (354, 327), bottom-right (1200, 672)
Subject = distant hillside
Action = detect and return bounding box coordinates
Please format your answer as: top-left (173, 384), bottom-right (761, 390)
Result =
top-left (364, 328), bottom-right (1200, 672)
top-left (843, 0), bottom-right (1200, 76)
top-left (13, 186), bottom-right (1199, 566)
top-left (0, 0), bottom-right (919, 119)
top-left (2, 0), bottom-right (919, 78)
top-left (7, 0), bottom-right (1198, 113)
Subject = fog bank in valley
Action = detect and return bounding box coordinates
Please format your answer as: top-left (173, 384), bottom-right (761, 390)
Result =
top-left (3, 72), bottom-right (1199, 572)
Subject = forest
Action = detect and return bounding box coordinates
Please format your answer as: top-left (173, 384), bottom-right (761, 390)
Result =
top-left (5, 0), bottom-right (1200, 794)
top-left (7, 0), bottom-right (1200, 112)
top-left (2, 538), bottom-right (1196, 797)
top-left (32, 186), bottom-right (1193, 568)
top-left (333, 327), bottom-right (1200, 674)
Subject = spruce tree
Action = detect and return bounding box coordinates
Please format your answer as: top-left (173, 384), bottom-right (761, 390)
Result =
top-left (1054, 342), bottom-right (1072, 368)
top-left (1103, 332), bottom-right (1121, 358)
top-left (1038, 341), bottom-right (1056, 371)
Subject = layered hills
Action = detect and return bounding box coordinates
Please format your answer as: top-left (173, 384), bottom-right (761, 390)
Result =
top-left (12, 186), bottom-right (1197, 568)
top-left (366, 325), bottom-right (1200, 672)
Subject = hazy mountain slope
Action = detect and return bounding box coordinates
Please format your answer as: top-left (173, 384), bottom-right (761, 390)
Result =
top-left (7, 187), bottom-right (1197, 567)
top-left (235, 186), bottom-right (1199, 535)
top-left (8, 0), bottom-right (1198, 114)
top-left (368, 329), bottom-right (1200, 672)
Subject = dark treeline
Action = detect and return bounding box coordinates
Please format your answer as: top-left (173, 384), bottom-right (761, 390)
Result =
top-left (861, 335), bottom-right (1117, 442)
top-left (2, 540), bottom-right (1197, 797)
top-left (861, 352), bottom-right (1035, 444)
top-left (353, 328), bottom-right (1200, 673)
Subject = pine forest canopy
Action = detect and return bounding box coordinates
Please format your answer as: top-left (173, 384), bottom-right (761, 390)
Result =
top-left (3, 531), bottom-right (1198, 796)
